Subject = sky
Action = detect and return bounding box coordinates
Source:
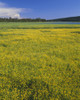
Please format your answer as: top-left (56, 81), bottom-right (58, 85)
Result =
top-left (0, 0), bottom-right (80, 19)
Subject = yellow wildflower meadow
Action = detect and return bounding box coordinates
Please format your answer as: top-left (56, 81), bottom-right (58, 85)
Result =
top-left (0, 22), bottom-right (80, 100)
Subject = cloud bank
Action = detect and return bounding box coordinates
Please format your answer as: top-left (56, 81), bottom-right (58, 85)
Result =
top-left (0, 2), bottom-right (30, 18)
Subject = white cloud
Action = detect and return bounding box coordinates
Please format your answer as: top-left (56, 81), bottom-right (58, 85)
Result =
top-left (0, 2), bottom-right (30, 18)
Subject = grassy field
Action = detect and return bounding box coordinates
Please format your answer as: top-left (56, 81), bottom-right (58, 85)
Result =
top-left (0, 22), bottom-right (80, 100)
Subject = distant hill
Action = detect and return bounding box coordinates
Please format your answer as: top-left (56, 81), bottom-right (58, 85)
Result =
top-left (47, 16), bottom-right (80, 22)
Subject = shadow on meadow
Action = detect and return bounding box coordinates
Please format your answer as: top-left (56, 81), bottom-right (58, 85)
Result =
top-left (71, 31), bottom-right (80, 34)
top-left (0, 73), bottom-right (69, 100)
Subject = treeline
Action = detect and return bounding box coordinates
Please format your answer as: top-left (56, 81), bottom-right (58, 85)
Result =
top-left (47, 16), bottom-right (80, 22)
top-left (0, 16), bottom-right (80, 22)
top-left (0, 18), bottom-right (46, 22)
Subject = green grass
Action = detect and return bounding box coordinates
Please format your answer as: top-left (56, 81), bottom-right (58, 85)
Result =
top-left (0, 22), bottom-right (80, 100)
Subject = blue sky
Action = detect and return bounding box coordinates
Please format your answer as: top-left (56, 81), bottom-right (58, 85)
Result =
top-left (0, 0), bottom-right (80, 19)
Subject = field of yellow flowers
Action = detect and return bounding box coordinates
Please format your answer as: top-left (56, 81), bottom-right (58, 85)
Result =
top-left (0, 22), bottom-right (80, 100)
